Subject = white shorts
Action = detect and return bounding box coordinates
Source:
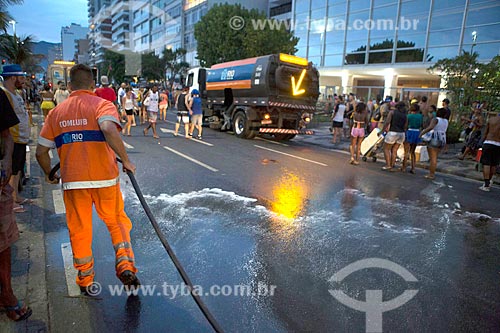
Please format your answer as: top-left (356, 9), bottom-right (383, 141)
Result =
top-left (176, 112), bottom-right (189, 124)
top-left (385, 131), bottom-right (405, 145)
top-left (191, 114), bottom-right (202, 126)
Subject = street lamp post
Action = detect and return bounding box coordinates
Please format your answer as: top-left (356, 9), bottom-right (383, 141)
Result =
top-left (471, 31), bottom-right (477, 53)
top-left (8, 20), bottom-right (16, 36)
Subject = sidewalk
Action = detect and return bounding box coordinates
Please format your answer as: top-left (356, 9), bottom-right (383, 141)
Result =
top-left (297, 122), bottom-right (497, 184)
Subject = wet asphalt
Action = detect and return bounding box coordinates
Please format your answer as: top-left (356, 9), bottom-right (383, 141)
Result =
top-left (43, 118), bottom-right (500, 332)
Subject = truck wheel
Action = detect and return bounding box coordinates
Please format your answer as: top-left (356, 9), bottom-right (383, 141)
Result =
top-left (233, 111), bottom-right (251, 138)
top-left (274, 134), bottom-right (296, 141)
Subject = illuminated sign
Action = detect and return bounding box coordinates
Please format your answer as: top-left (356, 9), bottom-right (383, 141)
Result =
top-left (279, 53), bottom-right (309, 66)
top-left (291, 69), bottom-right (307, 96)
top-left (53, 60), bottom-right (76, 66)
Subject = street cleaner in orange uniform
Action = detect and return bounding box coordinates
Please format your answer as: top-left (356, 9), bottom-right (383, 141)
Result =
top-left (36, 64), bottom-right (139, 294)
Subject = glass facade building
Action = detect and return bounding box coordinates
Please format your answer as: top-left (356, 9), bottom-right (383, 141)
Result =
top-left (292, 0), bottom-right (500, 102)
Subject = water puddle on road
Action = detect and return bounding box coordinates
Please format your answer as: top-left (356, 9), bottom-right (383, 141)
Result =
top-left (120, 184), bottom-right (500, 332)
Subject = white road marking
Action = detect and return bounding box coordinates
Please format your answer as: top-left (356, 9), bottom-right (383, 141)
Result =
top-left (189, 138), bottom-right (213, 147)
top-left (329, 149), bottom-right (351, 156)
top-left (163, 146), bottom-right (218, 172)
top-left (25, 146), bottom-right (31, 178)
top-left (165, 120), bottom-right (176, 125)
top-left (160, 127), bottom-right (175, 134)
top-left (61, 242), bottom-right (81, 297)
top-left (254, 145), bottom-right (328, 167)
top-left (52, 189), bottom-right (66, 214)
top-left (255, 137), bottom-right (289, 147)
top-left (161, 128), bottom-right (214, 146)
top-left (122, 140), bottom-right (134, 149)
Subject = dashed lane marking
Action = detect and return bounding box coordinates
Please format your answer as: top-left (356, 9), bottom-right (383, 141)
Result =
top-left (61, 242), bottom-right (81, 297)
top-left (255, 137), bottom-right (289, 147)
top-left (161, 128), bottom-right (214, 146)
top-left (163, 146), bottom-right (219, 172)
top-left (329, 148), bottom-right (351, 156)
top-left (52, 189), bottom-right (66, 214)
top-left (122, 140), bottom-right (134, 149)
top-left (254, 145), bottom-right (328, 167)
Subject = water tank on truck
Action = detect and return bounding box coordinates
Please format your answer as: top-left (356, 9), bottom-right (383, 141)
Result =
top-left (185, 53), bottom-right (319, 140)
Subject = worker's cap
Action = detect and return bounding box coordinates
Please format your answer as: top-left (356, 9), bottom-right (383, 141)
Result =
top-left (411, 98), bottom-right (418, 104)
top-left (191, 89), bottom-right (199, 95)
top-left (1, 64), bottom-right (26, 77)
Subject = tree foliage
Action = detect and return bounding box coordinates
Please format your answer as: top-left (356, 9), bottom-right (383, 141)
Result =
top-left (0, 0), bottom-right (23, 32)
top-left (428, 51), bottom-right (500, 114)
top-left (162, 47), bottom-right (190, 87)
top-left (476, 55), bottom-right (500, 112)
top-left (102, 49), bottom-right (125, 84)
top-left (141, 51), bottom-right (164, 81)
top-left (100, 48), bottom-right (191, 85)
top-left (194, 3), bottom-right (298, 67)
top-left (0, 33), bottom-right (44, 73)
top-left (345, 39), bottom-right (429, 64)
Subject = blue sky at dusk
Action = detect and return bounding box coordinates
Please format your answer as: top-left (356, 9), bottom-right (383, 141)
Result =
top-left (7, 0), bottom-right (88, 43)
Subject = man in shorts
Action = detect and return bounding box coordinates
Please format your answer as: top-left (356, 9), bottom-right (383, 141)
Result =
top-left (1, 64), bottom-right (31, 212)
top-left (174, 87), bottom-right (190, 138)
top-left (188, 89), bottom-right (203, 139)
top-left (143, 85), bottom-right (160, 139)
top-left (479, 113), bottom-right (500, 191)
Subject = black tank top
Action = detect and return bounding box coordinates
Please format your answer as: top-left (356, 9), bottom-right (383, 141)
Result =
top-left (177, 93), bottom-right (188, 111)
top-left (390, 109), bottom-right (407, 132)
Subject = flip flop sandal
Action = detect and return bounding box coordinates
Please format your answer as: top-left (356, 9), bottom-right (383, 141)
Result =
top-left (4, 301), bottom-right (32, 321)
top-left (16, 198), bottom-right (33, 205)
top-left (13, 205), bottom-right (26, 213)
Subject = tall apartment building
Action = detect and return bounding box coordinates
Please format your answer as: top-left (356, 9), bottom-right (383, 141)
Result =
top-left (61, 23), bottom-right (89, 61)
top-left (88, 0), bottom-right (112, 66)
top-left (88, 0), bottom-right (273, 71)
top-left (292, 0), bottom-right (500, 104)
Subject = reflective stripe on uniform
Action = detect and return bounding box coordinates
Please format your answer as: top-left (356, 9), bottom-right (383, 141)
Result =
top-left (78, 268), bottom-right (94, 277)
top-left (37, 136), bottom-right (56, 149)
top-left (73, 255), bottom-right (94, 265)
top-left (62, 177), bottom-right (119, 190)
top-left (114, 242), bottom-right (132, 251)
top-left (116, 256), bottom-right (135, 265)
top-left (54, 130), bottom-right (106, 148)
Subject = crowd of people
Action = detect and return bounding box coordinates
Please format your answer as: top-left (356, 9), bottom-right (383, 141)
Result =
top-left (326, 93), bottom-right (499, 190)
top-left (93, 76), bottom-right (203, 140)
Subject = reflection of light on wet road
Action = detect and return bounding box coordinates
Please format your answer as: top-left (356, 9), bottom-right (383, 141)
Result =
top-left (271, 172), bottom-right (308, 219)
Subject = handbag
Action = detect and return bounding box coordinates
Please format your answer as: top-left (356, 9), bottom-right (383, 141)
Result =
top-left (421, 131), bottom-right (432, 142)
top-left (143, 96), bottom-right (150, 107)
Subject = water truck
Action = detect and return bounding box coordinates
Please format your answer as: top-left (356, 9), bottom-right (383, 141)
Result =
top-left (185, 53), bottom-right (320, 140)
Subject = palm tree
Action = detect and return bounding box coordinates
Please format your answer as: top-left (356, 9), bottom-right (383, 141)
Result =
top-left (0, 34), bottom-right (43, 68)
top-left (0, 0), bottom-right (23, 32)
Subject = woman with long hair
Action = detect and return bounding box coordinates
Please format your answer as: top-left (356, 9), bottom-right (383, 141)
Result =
top-left (349, 102), bottom-right (368, 165)
top-left (420, 108), bottom-right (449, 179)
top-left (121, 87), bottom-right (137, 136)
top-left (40, 84), bottom-right (55, 120)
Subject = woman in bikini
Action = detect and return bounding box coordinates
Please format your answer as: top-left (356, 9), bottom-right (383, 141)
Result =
top-left (40, 84), bottom-right (55, 120)
top-left (350, 102), bottom-right (368, 165)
